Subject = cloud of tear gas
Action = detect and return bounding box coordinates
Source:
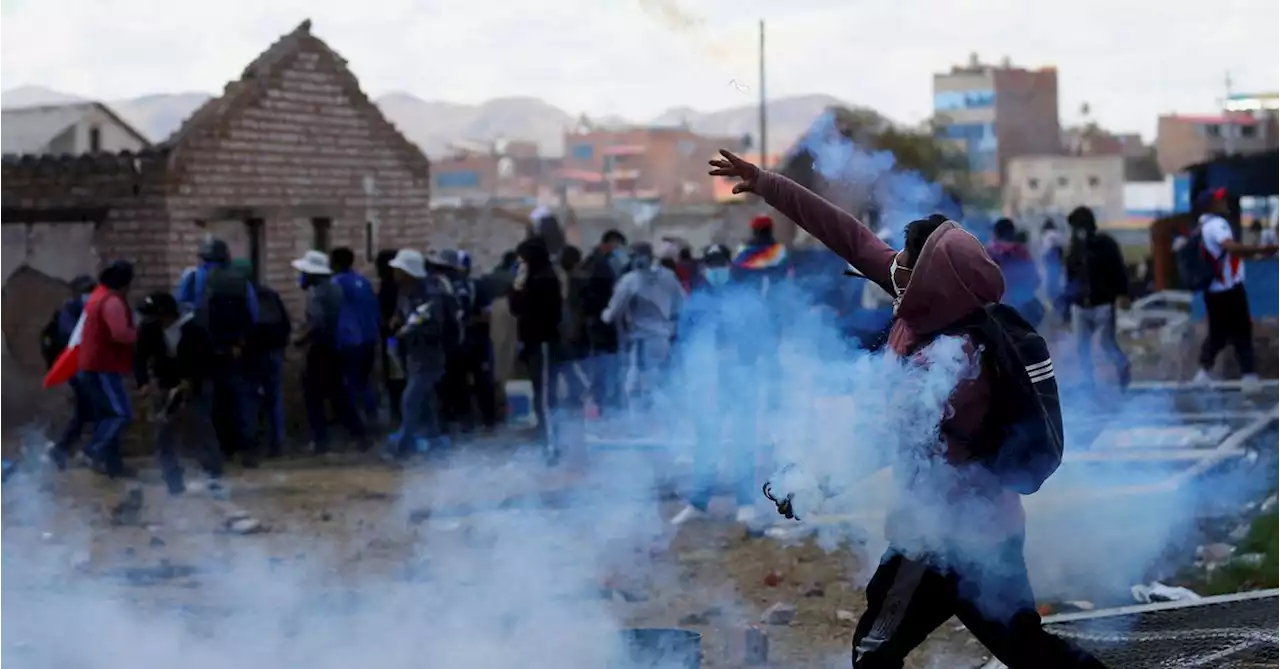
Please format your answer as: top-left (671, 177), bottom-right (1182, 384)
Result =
top-left (789, 108), bottom-right (962, 247)
top-left (1, 442), bottom-right (707, 669)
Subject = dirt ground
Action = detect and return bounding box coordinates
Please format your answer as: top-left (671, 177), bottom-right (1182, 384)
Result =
top-left (1, 446), bottom-right (988, 669)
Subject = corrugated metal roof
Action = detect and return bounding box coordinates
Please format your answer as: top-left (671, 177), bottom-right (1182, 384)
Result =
top-left (0, 103), bottom-right (92, 155)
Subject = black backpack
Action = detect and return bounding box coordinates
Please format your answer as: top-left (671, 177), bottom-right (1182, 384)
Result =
top-left (935, 303), bottom-right (1064, 495)
top-left (254, 286), bottom-right (292, 351)
top-left (1175, 225), bottom-right (1219, 292)
top-left (194, 265), bottom-right (254, 348)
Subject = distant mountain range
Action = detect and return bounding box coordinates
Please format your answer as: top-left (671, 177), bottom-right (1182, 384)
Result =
top-left (1, 84), bottom-right (845, 158)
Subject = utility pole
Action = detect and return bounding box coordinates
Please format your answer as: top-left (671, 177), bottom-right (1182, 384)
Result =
top-left (758, 19), bottom-right (767, 169)
top-left (1223, 70), bottom-right (1236, 156)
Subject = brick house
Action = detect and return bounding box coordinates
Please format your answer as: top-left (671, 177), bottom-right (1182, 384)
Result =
top-left (1, 19), bottom-right (432, 432)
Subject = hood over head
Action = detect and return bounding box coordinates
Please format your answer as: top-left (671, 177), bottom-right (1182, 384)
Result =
top-left (516, 237), bottom-right (552, 270)
top-left (895, 220), bottom-right (1004, 336)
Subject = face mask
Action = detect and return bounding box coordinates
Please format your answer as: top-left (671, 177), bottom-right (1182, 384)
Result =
top-left (704, 266), bottom-right (731, 287)
top-left (1073, 228), bottom-right (1088, 241)
top-left (632, 255), bottom-right (653, 271)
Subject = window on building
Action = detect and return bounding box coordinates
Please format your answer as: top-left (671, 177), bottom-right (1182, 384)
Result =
top-left (435, 170), bottom-right (481, 189)
top-left (1240, 124), bottom-right (1258, 139)
top-left (1027, 178), bottom-right (1040, 190)
top-left (1088, 175), bottom-right (1100, 188)
top-left (932, 89), bottom-right (996, 111)
top-left (311, 218), bottom-right (332, 252)
top-left (1057, 176), bottom-right (1069, 188)
top-left (571, 143), bottom-right (594, 160)
top-left (246, 218), bottom-right (265, 282)
top-left (88, 126), bottom-right (102, 153)
top-left (1202, 124), bottom-right (1222, 138)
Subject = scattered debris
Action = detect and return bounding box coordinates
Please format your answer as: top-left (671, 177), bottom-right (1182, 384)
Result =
top-left (1234, 552), bottom-right (1267, 567)
top-left (1196, 542), bottom-right (1236, 566)
top-left (224, 510), bottom-right (266, 535)
top-left (727, 625), bottom-right (769, 665)
top-left (803, 582), bottom-right (825, 598)
top-left (834, 609), bottom-right (857, 625)
top-left (678, 606), bottom-right (723, 626)
top-left (1131, 581), bottom-right (1201, 604)
top-left (761, 602), bottom-right (796, 625)
top-left (110, 486), bottom-right (145, 526)
top-left (110, 563), bottom-right (198, 586)
top-left (762, 570), bottom-right (783, 587)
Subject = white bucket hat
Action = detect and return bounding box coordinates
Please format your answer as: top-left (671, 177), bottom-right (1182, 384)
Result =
top-left (290, 250), bottom-right (332, 275)
top-left (387, 249), bottom-right (427, 279)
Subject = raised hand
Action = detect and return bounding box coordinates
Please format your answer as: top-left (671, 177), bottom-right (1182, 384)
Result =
top-left (708, 149), bottom-right (761, 195)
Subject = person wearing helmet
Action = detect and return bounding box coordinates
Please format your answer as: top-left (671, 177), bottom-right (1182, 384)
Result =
top-left (669, 243), bottom-right (769, 525)
top-left (601, 241), bottom-right (685, 413)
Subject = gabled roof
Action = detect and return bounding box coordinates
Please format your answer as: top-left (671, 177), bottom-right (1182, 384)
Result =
top-left (1, 101), bottom-right (152, 156)
top-left (163, 19), bottom-right (430, 179)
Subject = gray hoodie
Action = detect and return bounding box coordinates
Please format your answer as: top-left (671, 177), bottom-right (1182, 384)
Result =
top-left (602, 266), bottom-right (685, 342)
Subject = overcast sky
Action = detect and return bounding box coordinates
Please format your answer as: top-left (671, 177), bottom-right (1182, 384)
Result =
top-left (2, 0), bottom-right (1276, 139)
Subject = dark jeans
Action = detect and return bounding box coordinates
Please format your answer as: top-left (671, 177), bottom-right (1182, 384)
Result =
top-left (586, 342), bottom-right (621, 414)
top-left (1200, 284), bottom-right (1255, 375)
top-left (852, 537), bottom-right (1108, 669)
top-left (80, 371), bottom-right (132, 477)
top-left (340, 343), bottom-right (378, 426)
top-left (252, 349), bottom-right (286, 454)
top-left (52, 375), bottom-right (95, 455)
top-left (391, 365), bottom-right (444, 457)
top-left (304, 347), bottom-right (365, 451)
top-left (443, 338), bottom-right (498, 429)
top-left (521, 342), bottom-right (557, 453)
top-left (211, 358), bottom-right (255, 462)
top-left (155, 382), bottom-right (224, 488)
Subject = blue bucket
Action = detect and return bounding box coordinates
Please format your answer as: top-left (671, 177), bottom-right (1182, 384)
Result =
top-left (614, 628), bottom-right (701, 669)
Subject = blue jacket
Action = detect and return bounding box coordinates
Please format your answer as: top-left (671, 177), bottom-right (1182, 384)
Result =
top-left (332, 270), bottom-right (382, 350)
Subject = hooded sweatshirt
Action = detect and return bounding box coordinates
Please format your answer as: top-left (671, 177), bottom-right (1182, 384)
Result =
top-left (603, 265), bottom-right (685, 342)
top-left (509, 238), bottom-right (562, 346)
top-left (754, 171), bottom-right (1023, 546)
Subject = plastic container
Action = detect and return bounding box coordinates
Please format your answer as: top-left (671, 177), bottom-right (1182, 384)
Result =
top-left (614, 628), bottom-right (701, 669)
top-left (504, 379), bottom-right (537, 428)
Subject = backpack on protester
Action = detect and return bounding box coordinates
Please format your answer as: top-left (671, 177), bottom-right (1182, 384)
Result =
top-left (254, 286), bottom-right (291, 351)
top-left (193, 265), bottom-right (254, 349)
top-left (1174, 226), bottom-right (1219, 292)
top-left (933, 303), bottom-right (1064, 495)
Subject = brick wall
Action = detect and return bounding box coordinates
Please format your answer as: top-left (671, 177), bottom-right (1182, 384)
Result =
top-left (164, 35), bottom-right (431, 316)
top-left (427, 206), bottom-right (529, 273)
top-left (1, 152), bottom-right (171, 442)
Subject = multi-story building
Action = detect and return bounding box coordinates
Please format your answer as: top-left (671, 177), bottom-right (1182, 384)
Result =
top-left (1004, 154), bottom-right (1126, 226)
top-left (1155, 93), bottom-right (1279, 175)
top-left (558, 123), bottom-right (749, 209)
top-left (1, 101), bottom-right (151, 156)
top-left (932, 54), bottom-right (1062, 187)
top-left (430, 139), bottom-right (557, 207)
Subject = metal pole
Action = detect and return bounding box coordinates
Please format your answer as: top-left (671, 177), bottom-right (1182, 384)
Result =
top-left (1223, 71), bottom-right (1236, 156)
top-left (758, 19), bottom-right (767, 168)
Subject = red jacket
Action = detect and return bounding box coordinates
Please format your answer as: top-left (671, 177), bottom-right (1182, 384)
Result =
top-left (79, 291), bottom-right (137, 374)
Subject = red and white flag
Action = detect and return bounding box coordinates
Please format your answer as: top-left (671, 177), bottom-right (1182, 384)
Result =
top-left (42, 285), bottom-right (108, 389)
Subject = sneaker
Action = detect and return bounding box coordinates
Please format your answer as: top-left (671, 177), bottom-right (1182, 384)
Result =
top-left (670, 504), bottom-right (705, 526)
top-left (1191, 369), bottom-right (1213, 386)
top-left (734, 505), bottom-right (758, 524)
